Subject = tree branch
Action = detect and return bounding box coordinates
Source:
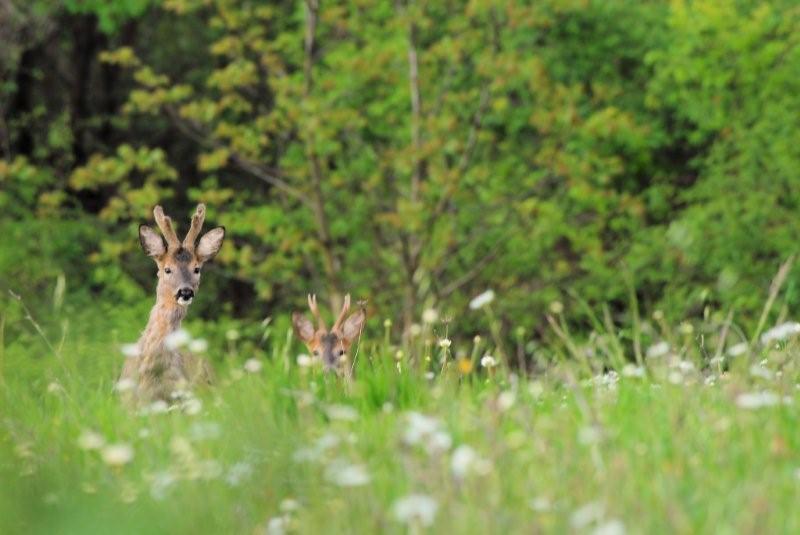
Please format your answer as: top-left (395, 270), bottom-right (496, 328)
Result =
top-left (163, 104), bottom-right (311, 207)
top-left (303, 0), bottom-right (343, 309)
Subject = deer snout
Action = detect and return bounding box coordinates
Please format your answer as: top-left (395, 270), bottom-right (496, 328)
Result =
top-left (176, 287), bottom-right (194, 304)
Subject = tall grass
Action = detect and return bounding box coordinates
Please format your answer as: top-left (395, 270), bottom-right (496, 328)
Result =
top-left (1, 284), bottom-right (799, 534)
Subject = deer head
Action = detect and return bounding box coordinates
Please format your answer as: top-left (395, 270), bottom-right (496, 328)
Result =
top-left (292, 294), bottom-right (366, 371)
top-left (138, 204), bottom-right (225, 307)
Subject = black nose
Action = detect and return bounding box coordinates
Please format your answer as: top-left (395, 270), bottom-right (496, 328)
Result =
top-left (177, 288), bottom-right (194, 300)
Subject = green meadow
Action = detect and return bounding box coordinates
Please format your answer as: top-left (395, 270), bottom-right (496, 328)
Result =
top-left (2, 283), bottom-right (799, 534)
top-left (3, 0), bottom-right (800, 533)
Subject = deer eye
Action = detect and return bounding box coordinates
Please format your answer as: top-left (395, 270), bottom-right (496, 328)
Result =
top-left (164, 267), bottom-right (172, 274)
top-left (313, 350), bottom-right (319, 356)
top-left (338, 349), bottom-right (345, 356)
top-left (194, 267), bottom-right (200, 274)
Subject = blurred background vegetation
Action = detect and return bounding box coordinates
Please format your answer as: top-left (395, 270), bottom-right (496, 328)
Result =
top-left (2, 0), bottom-right (799, 351)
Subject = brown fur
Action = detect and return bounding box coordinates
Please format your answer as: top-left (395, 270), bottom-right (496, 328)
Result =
top-left (292, 294), bottom-right (366, 378)
top-left (120, 204), bottom-right (223, 406)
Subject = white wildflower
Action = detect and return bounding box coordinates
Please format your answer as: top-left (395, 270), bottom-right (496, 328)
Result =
top-left (667, 371), bottom-right (684, 384)
top-left (266, 516), bottom-right (287, 535)
top-left (325, 460), bottom-right (371, 487)
top-left (325, 404), bottom-right (359, 422)
top-left (549, 301), bottom-right (564, 314)
top-left (77, 430), bottom-right (105, 451)
top-left (451, 445), bottom-right (477, 479)
top-left (114, 378), bottom-right (136, 393)
top-left (481, 355), bottom-right (497, 368)
top-left (422, 309), bottom-right (439, 324)
top-left (749, 365), bottom-right (774, 380)
top-left (735, 391), bottom-right (781, 409)
top-left (225, 329), bottom-right (240, 341)
top-left (181, 397), bottom-right (203, 415)
top-left (143, 400), bottom-right (169, 415)
top-left (402, 412), bottom-right (451, 453)
top-left (316, 433), bottom-right (341, 451)
top-left (727, 342), bottom-right (748, 357)
top-left (450, 445), bottom-right (489, 479)
top-left (595, 371), bottom-right (619, 388)
top-left (529, 497), bottom-right (552, 512)
top-left (528, 381), bottom-right (544, 399)
top-left (409, 323), bottom-right (422, 337)
top-left (170, 388), bottom-right (191, 401)
top-left (761, 322), bottom-right (800, 345)
top-left (646, 341), bottom-right (669, 359)
top-left (622, 365), bottom-right (645, 378)
top-left (402, 412), bottom-right (439, 442)
top-left (570, 502), bottom-right (605, 529)
top-left (120, 343), bottom-right (140, 358)
top-left (280, 498), bottom-right (300, 513)
top-left (497, 391), bottom-right (516, 411)
top-left (101, 443), bottom-right (134, 467)
top-left (293, 433), bottom-right (340, 463)
top-left (578, 425), bottom-right (602, 445)
top-left (226, 462), bottom-right (253, 487)
top-left (424, 371), bottom-right (435, 380)
top-left (149, 471), bottom-right (176, 501)
top-left (392, 494), bottom-right (438, 527)
top-left (165, 329), bottom-right (191, 350)
top-left (297, 354), bottom-right (313, 367)
top-left (592, 519), bottom-right (626, 535)
top-left (469, 290), bottom-right (495, 310)
top-left (438, 338), bottom-right (452, 349)
top-left (244, 358), bottom-right (263, 373)
top-left (676, 360), bottom-right (695, 373)
top-left (188, 339), bottom-right (208, 353)
top-left (429, 431), bottom-right (453, 452)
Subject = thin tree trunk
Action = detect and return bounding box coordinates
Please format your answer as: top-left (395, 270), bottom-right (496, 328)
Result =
top-left (69, 14), bottom-right (99, 165)
top-left (303, 0), bottom-right (343, 311)
top-left (9, 46), bottom-right (38, 157)
top-left (399, 2), bottom-right (426, 332)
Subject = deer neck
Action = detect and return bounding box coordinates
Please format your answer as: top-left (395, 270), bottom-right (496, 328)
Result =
top-left (138, 297), bottom-right (188, 358)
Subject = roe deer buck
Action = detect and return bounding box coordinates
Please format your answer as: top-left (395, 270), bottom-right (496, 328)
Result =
top-left (119, 204), bottom-right (225, 404)
top-left (293, 294), bottom-right (366, 376)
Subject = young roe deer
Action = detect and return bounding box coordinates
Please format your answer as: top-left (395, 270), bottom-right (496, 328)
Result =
top-left (292, 294), bottom-right (366, 376)
top-left (119, 204), bottom-right (225, 404)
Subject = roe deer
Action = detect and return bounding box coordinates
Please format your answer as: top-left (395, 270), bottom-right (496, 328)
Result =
top-left (119, 204), bottom-right (225, 404)
top-left (292, 294), bottom-right (366, 376)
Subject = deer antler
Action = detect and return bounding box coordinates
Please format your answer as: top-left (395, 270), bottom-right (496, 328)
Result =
top-left (308, 294), bottom-right (326, 331)
top-left (153, 205), bottom-right (180, 250)
top-left (332, 294), bottom-right (351, 332)
top-left (182, 203), bottom-right (206, 250)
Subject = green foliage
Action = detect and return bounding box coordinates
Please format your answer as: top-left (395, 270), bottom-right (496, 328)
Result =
top-left (1, 299), bottom-right (800, 533)
top-left (2, 0), bottom-right (800, 344)
top-left (64, 0), bottom-right (155, 34)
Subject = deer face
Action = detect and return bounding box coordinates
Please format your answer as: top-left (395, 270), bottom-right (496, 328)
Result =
top-left (293, 294), bottom-right (366, 371)
top-left (139, 204), bottom-right (225, 307)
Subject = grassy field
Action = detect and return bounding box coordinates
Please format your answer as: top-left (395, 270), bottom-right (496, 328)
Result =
top-left (2, 295), bottom-right (800, 534)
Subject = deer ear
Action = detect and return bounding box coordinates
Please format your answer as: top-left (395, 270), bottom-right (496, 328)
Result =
top-left (139, 225), bottom-right (166, 258)
top-left (293, 312), bottom-right (315, 343)
top-left (196, 226), bottom-right (225, 262)
top-left (341, 309), bottom-right (366, 343)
